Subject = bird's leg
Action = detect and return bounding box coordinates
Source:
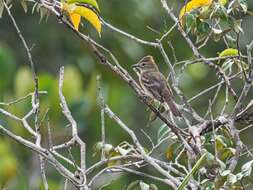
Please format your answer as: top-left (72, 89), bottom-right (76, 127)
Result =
top-left (140, 92), bottom-right (153, 106)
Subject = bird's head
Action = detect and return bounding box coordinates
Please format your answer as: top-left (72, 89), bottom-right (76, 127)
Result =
top-left (132, 55), bottom-right (159, 73)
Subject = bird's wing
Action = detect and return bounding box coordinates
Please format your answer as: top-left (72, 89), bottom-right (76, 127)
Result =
top-left (141, 71), bottom-right (168, 102)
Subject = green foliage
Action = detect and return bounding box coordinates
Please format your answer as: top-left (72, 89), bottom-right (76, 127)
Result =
top-left (0, 139), bottom-right (18, 188)
top-left (178, 153), bottom-right (207, 190)
top-left (183, 0), bottom-right (248, 46)
top-left (14, 67), bottom-right (34, 97)
top-left (0, 0), bottom-right (253, 189)
top-left (0, 45), bottom-right (16, 96)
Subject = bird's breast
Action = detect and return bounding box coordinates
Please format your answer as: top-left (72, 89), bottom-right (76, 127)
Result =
top-left (139, 75), bottom-right (154, 98)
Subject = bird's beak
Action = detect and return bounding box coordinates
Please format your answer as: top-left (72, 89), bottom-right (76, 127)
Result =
top-left (131, 63), bottom-right (139, 68)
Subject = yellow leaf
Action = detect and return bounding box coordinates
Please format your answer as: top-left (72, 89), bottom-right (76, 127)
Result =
top-left (61, 2), bottom-right (101, 35)
top-left (166, 146), bottom-right (174, 160)
top-left (179, 0), bottom-right (213, 23)
top-left (70, 13), bottom-right (81, 30)
top-left (74, 5), bottom-right (101, 35)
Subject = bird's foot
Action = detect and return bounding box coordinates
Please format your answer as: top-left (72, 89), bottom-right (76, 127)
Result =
top-left (140, 93), bottom-right (152, 103)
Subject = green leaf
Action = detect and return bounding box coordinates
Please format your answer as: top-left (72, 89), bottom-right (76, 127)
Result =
top-left (220, 148), bottom-right (235, 160)
top-left (233, 19), bottom-right (243, 33)
top-left (218, 0), bottom-right (228, 6)
top-left (94, 142), bottom-right (114, 155)
top-left (67, 0), bottom-right (99, 11)
top-left (215, 135), bottom-right (227, 152)
top-left (39, 6), bottom-right (50, 22)
top-left (220, 170), bottom-right (231, 177)
top-left (177, 153), bottom-right (207, 190)
top-left (188, 63), bottom-right (208, 80)
top-left (196, 20), bottom-right (210, 34)
top-left (239, 0), bottom-right (248, 13)
top-left (20, 0), bottom-right (28, 13)
top-left (218, 4), bottom-right (227, 14)
top-left (149, 184), bottom-right (158, 190)
top-left (185, 13), bottom-right (196, 30)
top-left (226, 173), bottom-right (237, 185)
top-left (219, 48), bottom-right (239, 57)
top-left (225, 34), bottom-right (236, 47)
top-left (140, 181), bottom-right (149, 190)
top-left (212, 28), bottom-right (223, 42)
top-left (116, 146), bottom-right (130, 156)
top-left (157, 124), bottom-right (170, 143)
top-left (236, 173), bottom-right (243, 181)
top-left (241, 160), bottom-right (253, 177)
top-left (126, 180), bottom-right (140, 190)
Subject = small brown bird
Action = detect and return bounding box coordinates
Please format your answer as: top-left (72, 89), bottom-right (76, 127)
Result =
top-left (132, 55), bottom-right (181, 117)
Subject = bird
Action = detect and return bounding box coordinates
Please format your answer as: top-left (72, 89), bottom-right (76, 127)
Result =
top-left (132, 55), bottom-right (181, 117)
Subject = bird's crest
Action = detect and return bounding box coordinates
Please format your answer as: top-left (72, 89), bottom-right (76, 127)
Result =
top-left (139, 55), bottom-right (155, 64)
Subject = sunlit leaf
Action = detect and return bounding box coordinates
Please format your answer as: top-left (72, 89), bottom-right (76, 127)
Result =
top-left (219, 48), bottom-right (239, 57)
top-left (179, 0), bottom-right (213, 21)
top-left (241, 160), bottom-right (253, 177)
top-left (74, 5), bottom-right (101, 35)
top-left (70, 13), bottom-right (81, 30)
top-left (215, 135), bottom-right (227, 152)
top-left (220, 148), bottom-right (235, 161)
top-left (107, 151), bottom-right (121, 166)
top-left (62, 3), bottom-right (101, 35)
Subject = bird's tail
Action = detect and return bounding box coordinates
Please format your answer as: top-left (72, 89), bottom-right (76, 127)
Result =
top-left (165, 98), bottom-right (181, 117)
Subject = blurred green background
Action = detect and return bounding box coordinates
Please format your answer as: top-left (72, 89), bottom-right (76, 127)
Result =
top-left (0, 0), bottom-right (253, 189)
